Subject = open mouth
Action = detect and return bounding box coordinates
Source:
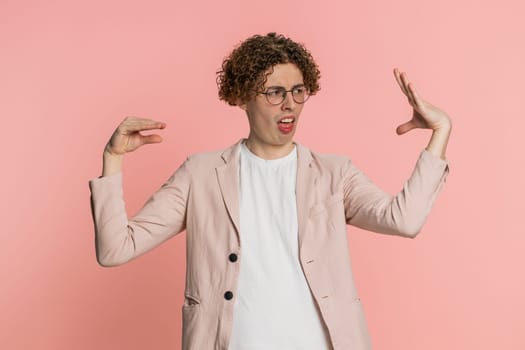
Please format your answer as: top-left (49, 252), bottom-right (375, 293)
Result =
top-left (277, 117), bottom-right (295, 134)
top-left (278, 117), bottom-right (295, 125)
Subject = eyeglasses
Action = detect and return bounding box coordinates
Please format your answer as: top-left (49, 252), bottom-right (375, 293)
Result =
top-left (256, 85), bottom-right (310, 105)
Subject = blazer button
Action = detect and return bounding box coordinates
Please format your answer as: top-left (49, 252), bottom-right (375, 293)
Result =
top-left (228, 253), bottom-right (238, 262)
top-left (224, 291), bottom-right (234, 300)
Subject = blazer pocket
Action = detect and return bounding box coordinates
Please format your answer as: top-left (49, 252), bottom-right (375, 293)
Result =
top-left (181, 298), bottom-right (201, 349)
top-left (310, 192), bottom-right (344, 216)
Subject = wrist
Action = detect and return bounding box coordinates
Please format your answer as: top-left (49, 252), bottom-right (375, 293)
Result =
top-left (431, 119), bottom-right (452, 134)
top-left (102, 151), bottom-right (123, 177)
top-left (427, 124), bottom-right (451, 160)
top-left (103, 145), bottom-right (124, 159)
top-left (103, 152), bottom-right (124, 163)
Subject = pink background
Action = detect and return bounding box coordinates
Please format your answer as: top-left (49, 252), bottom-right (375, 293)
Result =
top-left (1, 0), bottom-right (523, 349)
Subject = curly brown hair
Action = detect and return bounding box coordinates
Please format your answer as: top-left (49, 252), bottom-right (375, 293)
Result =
top-left (216, 32), bottom-right (321, 106)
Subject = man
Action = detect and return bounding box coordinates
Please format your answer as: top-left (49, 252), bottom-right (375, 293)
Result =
top-left (89, 32), bottom-right (451, 349)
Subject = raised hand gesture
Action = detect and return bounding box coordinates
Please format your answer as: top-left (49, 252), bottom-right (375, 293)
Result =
top-left (105, 116), bottom-right (167, 156)
top-left (393, 68), bottom-right (451, 134)
top-left (393, 68), bottom-right (452, 159)
top-left (101, 116), bottom-right (167, 176)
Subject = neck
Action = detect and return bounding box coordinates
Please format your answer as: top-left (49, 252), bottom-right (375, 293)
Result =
top-left (244, 138), bottom-right (295, 160)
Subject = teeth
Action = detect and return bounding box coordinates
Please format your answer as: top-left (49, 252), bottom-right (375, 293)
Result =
top-left (280, 118), bottom-right (294, 123)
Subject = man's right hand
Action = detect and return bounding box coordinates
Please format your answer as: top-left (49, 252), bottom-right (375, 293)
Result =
top-left (104, 116), bottom-right (167, 156)
top-left (101, 117), bottom-right (166, 177)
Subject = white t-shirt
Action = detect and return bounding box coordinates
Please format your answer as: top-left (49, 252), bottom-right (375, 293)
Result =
top-left (228, 142), bottom-right (330, 350)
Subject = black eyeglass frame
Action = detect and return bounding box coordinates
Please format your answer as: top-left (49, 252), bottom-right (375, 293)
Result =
top-left (254, 85), bottom-right (311, 105)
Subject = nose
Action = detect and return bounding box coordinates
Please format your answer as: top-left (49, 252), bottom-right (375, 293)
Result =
top-left (281, 91), bottom-right (296, 111)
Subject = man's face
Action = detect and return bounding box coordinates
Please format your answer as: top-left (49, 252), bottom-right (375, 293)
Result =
top-left (239, 63), bottom-right (305, 155)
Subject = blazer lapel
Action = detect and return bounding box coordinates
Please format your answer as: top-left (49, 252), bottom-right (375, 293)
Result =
top-left (216, 140), bottom-right (243, 241)
top-left (295, 142), bottom-right (317, 250)
top-left (216, 139), bottom-right (317, 247)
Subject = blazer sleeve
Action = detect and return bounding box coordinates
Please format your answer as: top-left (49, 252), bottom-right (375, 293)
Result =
top-left (88, 157), bottom-right (192, 267)
top-left (343, 150), bottom-right (449, 237)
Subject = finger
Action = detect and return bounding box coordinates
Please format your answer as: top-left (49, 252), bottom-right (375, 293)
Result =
top-left (399, 72), bottom-right (411, 98)
top-left (123, 116), bottom-right (164, 123)
top-left (400, 73), bottom-right (418, 107)
top-left (396, 120), bottom-right (417, 135)
top-left (141, 134), bottom-right (163, 145)
top-left (407, 83), bottom-right (424, 110)
top-left (405, 83), bottom-right (417, 107)
top-left (125, 117), bottom-right (166, 128)
top-left (122, 120), bottom-right (167, 133)
top-left (393, 68), bottom-right (409, 97)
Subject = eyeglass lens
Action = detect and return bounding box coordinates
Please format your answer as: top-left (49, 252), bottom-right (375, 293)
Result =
top-left (265, 86), bottom-right (309, 105)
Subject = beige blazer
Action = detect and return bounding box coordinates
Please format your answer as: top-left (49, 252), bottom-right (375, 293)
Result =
top-left (89, 139), bottom-right (449, 350)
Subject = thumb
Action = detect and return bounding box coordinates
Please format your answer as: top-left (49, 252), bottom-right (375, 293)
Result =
top-left (141, 134), bottom-right (163, 145)
top-left (396, 120), bottom-right (417, 135)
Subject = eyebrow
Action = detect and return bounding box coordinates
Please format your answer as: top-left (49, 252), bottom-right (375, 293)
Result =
top-left (265, 83), bottom-right (306, 90)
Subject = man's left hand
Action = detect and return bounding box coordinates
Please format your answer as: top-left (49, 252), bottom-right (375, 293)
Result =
top-left (393, 68), bottom-right (452, 134)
